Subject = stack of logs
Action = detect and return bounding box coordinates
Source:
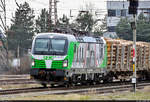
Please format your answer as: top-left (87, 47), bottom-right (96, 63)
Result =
top-left (105, 38), bottom-right (150, 71)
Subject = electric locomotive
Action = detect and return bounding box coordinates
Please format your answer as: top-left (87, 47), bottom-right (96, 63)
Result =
top-left (30, 33), bottom-right (108, 86)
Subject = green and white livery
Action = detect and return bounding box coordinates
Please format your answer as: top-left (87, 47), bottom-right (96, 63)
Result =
top-left (30, 33), bottom-right (107, 86)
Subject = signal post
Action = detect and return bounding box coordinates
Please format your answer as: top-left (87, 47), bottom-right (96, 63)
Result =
top-left (128, 0), bottom-right (138, 93)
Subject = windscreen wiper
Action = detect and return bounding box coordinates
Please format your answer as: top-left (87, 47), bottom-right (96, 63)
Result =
top-left (50, 51), bottom-right (57, 55)
top-left (34, 51), bottom-right (48, 55)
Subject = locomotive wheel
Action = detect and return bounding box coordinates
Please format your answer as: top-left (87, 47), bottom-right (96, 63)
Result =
top-left (92, 81), bottom-right (96, 85)
top-left (64, 83), bottom-right (70, 88)
top-left (41, 83), bottom-right (47, 88)
top-left (70, 83), bottom-right (76, 87)
top-left (50, 84), bottom-right (55, 88)
top-left (81, 81), bottom-right (87, 85)
top-left (64, 82), bottom-right (75, 88)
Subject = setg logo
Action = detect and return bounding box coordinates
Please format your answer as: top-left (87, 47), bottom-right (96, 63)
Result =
top-left (43, 56), bottom-right (53, 60)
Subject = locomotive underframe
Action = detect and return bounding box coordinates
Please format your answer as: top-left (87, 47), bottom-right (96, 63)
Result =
top-left (30, 68), bottom-right (107, 85)
top-left (30, 67), bottom-right (150, 87)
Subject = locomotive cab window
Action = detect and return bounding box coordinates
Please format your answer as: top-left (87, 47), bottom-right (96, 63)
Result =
top-left (34, 38), bottom-right (49, 52)
top-left (74, 44), bottom-right (76, 53)
top-left (33, 38), bottom-right (68, 55)
top-left (51, 39), bottom-right (66, 53)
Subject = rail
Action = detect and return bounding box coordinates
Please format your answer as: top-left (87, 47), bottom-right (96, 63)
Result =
top-left (0, 82), bottom-right (150, 95)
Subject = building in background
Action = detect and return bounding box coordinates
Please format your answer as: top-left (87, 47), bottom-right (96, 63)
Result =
top-left (105, 0), bottom-right (150, 38)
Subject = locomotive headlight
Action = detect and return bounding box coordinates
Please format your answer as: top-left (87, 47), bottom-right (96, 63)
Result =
top-left (31, 60), bottom-right (35, 66)
top-left (63, 60), bottom-right (68, 67)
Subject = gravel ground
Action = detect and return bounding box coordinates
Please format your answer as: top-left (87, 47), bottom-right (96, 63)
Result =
top-left (0, 84), bottom-right (41, 90)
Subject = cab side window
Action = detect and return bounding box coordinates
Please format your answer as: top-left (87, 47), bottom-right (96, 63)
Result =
top-left (74, 44), bottom-right (76, 53)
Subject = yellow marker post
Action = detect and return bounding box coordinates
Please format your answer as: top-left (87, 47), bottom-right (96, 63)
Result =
top-left (133, 64), bottom-right (135, 72)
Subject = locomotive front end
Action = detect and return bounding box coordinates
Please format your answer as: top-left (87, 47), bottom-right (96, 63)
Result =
top-left (30, 33), bottom-right (72, 85)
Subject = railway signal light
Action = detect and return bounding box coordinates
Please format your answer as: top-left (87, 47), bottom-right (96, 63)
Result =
top-left (129, 6), bottom-right (137, 14)
top-left (128, 0), bottom-right (139, 14)
top-left (129, 0), bottom-right (138, 7)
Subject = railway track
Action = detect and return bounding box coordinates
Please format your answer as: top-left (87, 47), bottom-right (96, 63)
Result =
top-left (0, 74), bottom-right (37, 85)
top-left (0, 74), bottom-right (30, 79)
top-left (0, 78), bottom-right (37, 85)
top-left (0, 82), bottom-right (150, 95)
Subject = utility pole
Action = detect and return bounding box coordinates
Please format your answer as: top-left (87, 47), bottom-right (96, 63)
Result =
top-left (49, 0), bottom-right (58, 31)
top-left (131, 14), bottom-right (137, 93)
top-left (128, 0), bottom-right (138, 93)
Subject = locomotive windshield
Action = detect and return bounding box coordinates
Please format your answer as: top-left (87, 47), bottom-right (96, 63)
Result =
top-left (33, 38), bottom-right (68, 55)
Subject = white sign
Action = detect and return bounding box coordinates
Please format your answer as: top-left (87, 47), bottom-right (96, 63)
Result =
top-left (132, 77), bottom-right (136, 84)
top-left (11, 58), bottom-right (20, 67)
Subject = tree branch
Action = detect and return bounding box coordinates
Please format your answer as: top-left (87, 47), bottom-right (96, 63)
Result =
top-left (0, 24), bottom-right (5, 31)
top-left (0, 15), bottom-right (5, 30)
top-left (0, 0), bottom-right (4, 10)
top-left (15, 0), bottom-right (20, 8)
